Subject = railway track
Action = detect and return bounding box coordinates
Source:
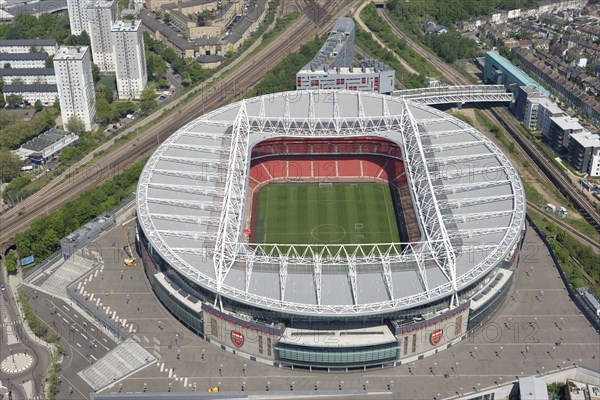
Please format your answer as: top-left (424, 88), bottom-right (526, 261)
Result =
top-left (527, 202), bottom-right (599, 251)
top-left (0, 0), bottom-right (354, 247)
top-left (490, 108), bottom-right (600, 232)
top-left (377, 8), bottom-right (600, 235)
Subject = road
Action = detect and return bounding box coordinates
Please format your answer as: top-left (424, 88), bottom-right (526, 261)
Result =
top-left (376, 7), bottom-right (600, 236)
top-left (0, 0), bottom-right (356, 248)
top-left (0, 271), bottom-right (52, 400)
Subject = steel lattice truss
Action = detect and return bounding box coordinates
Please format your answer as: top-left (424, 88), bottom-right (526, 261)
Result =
top-left (393, 85), bottom-right (514, 105)
top-left (137, 90), bottom-right (526, 316)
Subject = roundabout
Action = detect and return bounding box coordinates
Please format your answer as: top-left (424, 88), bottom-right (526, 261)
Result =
top-left (1, 352), bottom-right (34, 374)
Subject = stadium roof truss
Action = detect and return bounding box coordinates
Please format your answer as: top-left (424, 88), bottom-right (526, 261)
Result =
top-left (137, 90), bottom-right (526, 317)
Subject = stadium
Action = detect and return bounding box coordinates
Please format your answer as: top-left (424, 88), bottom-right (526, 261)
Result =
top-left (135, 90), bottom-right (526, 370)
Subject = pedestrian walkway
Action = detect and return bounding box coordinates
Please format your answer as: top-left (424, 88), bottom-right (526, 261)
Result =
top-left (78, 338), bottom-right (155, 392)
top-left (39, 255), bottom-right (96, 298)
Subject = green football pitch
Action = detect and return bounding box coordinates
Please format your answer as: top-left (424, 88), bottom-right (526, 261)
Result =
top-left (253, 183), bottom-right (401, 247)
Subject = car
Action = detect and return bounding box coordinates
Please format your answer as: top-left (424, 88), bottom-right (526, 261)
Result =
top-left (207, 387), bottom-right (219, 393)
top-left (0, 284), bottom-right (5, 291)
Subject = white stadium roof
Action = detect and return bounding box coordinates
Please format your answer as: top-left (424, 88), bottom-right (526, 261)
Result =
top-left (136, 90), bottom-right (526, 317)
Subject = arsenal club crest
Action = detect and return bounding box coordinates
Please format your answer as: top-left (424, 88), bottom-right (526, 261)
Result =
top-left (430, 329), bottom-right (443, 346)
top-left (231, 330), bottom-right (244, 348)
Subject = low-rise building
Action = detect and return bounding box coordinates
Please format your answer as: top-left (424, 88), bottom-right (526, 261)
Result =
top-left (568, 132), bottom-right (600, 176)
top-left (160, 0), bottom-right (218, 15)
top-left (296, 60), bottom-right (395, 94)
top-left (60, 213), bottom-right (115, 259)
top-left (545, 116), bottom-right (586, 153)
top-left (0, 52), bottom-right (48, 69)
top-left (0, 68), bottom-right (56, 84)
top-left (2, 83), bottom-right (58, 106)
top-left (14, 128), bottom-right (79, 165)
top-left (0, 39), bottom-right (58, 55)
top-left (484, 51), bottom-right (549, 97)
top-left (536, 99), bottom-right (566, 134)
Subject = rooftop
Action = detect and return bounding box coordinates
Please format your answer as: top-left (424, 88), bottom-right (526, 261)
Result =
top-left (3, 83), bottom-right (57, 93)
top-left (1, 52), bottom-right (47, 60)
top-left (303, 17), bottom-right (354, 70)
top-left (136, 90), bottom-right (526, 317)
top-left (4, 0), bottom-right (67, 16)
top-left (21, 128), bottom-right (71, 152)
top-left (298, 59), bottom-right (393, 75)
top-left (0, 38), bottom-right (57, 47)
top-left (54, 46), bottom-right (89, 60)
top-left (518, 376), bottom-right (549, 400)
top-left (0, 67), bottom-right (55, 76)
top-left (486, 51), bottom-right (549, 96)
top-left (538, 99), bottom-right (564, 115)
top-left (550, 116), bottom-right (585, 131)
top-left (570, 132), bottom-right (600, 148)
top-left (87, 0), bottom-right (114, 8)
top-left (112, 19), bottom-right (141, 31)
top-left (196, 54), bottom-right (224, 63)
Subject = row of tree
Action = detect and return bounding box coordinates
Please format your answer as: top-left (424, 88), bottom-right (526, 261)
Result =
top-left (0, 107), bottom-right (58, 150)
top-left (12, 157), bottom-right (146, 262)
top-left (246, 38), bottom-right (324, 97)
top-left (385, 0), bottom-right (538, 28)
top-left (0, 14), bottom-right (91, 46)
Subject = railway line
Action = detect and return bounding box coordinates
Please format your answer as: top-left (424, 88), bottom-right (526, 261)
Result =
top-left (0, 0), bottom-right (354, 247)
top-left (376, 7), bottom-right (600, 235)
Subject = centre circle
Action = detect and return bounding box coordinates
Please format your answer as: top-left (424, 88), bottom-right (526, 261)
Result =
top-left (310, 224), bottom-right (347, 243)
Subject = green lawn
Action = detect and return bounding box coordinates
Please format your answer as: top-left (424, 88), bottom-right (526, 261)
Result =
top-left (253, 183), bottom-right (401, 251)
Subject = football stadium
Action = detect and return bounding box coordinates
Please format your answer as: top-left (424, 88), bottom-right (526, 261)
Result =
top-left (136, 90), bottom-right (526, 370)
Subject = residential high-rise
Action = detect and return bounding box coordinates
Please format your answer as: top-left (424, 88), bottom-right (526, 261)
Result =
top-left (67, 0), bottom-right (92, 35)
top-left (86, 0), bottom-right (118, 72)
top-left (54, 46), bottom-right (96, 131)
top-left (111, 20), bottom-right (147, 100)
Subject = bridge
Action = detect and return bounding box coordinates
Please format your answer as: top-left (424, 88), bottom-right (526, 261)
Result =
top-left (392, 85), bottom-right (513, 105)
top-left (6, 0), bottom-right (68, 17)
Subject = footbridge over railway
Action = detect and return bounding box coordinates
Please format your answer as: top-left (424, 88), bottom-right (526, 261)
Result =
top-left (393, 85), bottom-right (513, 105)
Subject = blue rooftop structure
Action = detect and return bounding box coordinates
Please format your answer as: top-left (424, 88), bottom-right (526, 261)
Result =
top-left (484, 51), bottom-right (549, 97)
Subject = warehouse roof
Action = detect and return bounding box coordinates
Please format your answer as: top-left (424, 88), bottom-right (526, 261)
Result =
top-left (21, 128), bottom-right (70, 152)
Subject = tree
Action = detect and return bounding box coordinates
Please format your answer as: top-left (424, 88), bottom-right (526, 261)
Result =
top-left (0, 149), bottom-right (22, 182)
top-left (65, 114), bottom-right (86, 134)
top-left (45, 54), bottom-right (54, 68)
top-left (3, 63), bottom-right (11, 69)
top-left (5, 94), bottom-right (22, 106)
top-left (95, 97), bottom-right (117, 123)
top-left (58, 146), bottom-right (81, 164)
top-left (114, 101), bottom-right (137, 117)
top-left (140, 87), bottom-right (157, 114)
top-left (96, 83), bottom-right (114, 103)
top-left (4, 250), bottom-right (18, 274)
top-left (34, 99), bottom-right (43, 112)
top-left (0, 93), bottom-right (5, 108)
top-left (92, 63), bottom-right (101, 83)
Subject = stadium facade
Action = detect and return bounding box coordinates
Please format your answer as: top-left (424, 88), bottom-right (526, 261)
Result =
top-left (295, 18), bottom-right (395, 94)
top-left (136, 90), bottom-right (526, 370)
